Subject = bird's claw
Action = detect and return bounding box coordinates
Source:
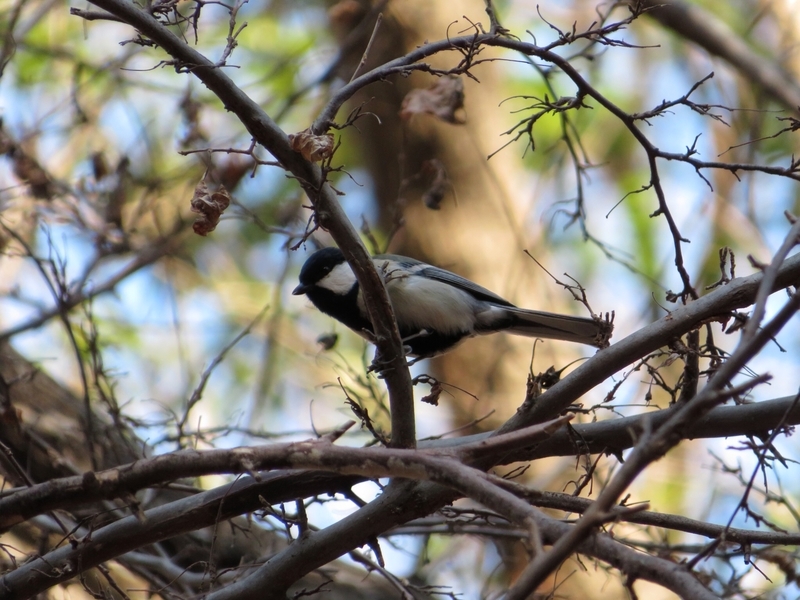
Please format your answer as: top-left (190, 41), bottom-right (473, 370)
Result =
top-left (368, 342), bottom-right (419, 376)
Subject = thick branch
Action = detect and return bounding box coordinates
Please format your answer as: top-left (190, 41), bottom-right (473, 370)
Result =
top-left (427, 394), bottom-right (800, 459)
top-left (0, 418), bottom-right (569, 531)
top-left (0, 470), bottom-right (362, 600)
top-left (498, 251), bottom-right (800, 433)
top-left (0, 419), bottom-right (573, 598)
top-left (10, 381), bottom-right (800, 530)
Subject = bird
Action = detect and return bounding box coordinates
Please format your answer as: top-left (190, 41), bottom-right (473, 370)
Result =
top-left (293, 246), bottom-right (610, 358)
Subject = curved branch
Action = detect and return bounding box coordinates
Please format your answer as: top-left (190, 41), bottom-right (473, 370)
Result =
top-left (8, 378), bottom-right (800, 531)
top-left (205, 478), bottom-right (718, 600)
top-left (0, 419), bottom-right (573, 599)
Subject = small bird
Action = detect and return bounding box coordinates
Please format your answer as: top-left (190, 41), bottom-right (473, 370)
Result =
top-left (293, 247), bottom-right (610, 358)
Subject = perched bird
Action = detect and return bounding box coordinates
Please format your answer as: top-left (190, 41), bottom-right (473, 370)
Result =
top-left (293, 247), bottom-right (610, 358)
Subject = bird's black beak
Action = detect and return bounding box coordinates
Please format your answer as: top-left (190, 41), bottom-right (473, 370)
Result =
top-left (292, 283), bottom-right (310, 296)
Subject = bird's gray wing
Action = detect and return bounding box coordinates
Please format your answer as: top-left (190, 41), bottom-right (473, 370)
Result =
top-left (374, 254), bottom-right (515, 307)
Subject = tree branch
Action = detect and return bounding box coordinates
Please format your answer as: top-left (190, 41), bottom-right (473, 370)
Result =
top-left (0, 418), bottom-right (570, 530)
top-left (498, 250), bottom-right (800, 433)
top-left (639, 0), bottom-right (800, 113)
top-left (76, 0), bottom-right (416, 448)
top-left (426, 394), bottom-right (800, 459)
top-left (508, 227), bottom-right (800, 596)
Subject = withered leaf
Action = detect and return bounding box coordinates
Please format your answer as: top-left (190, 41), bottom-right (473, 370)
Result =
top-left (190, 181), bottom-right (231, 236)
top-left (289, 128), bottom-right (335, 162)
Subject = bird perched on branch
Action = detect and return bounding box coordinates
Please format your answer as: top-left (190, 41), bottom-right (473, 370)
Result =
top-left (293, 247), bottom-right (611, 358)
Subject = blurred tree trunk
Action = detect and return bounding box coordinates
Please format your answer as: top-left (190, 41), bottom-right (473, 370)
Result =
top-left (0, 341), bottom-right (141, 481)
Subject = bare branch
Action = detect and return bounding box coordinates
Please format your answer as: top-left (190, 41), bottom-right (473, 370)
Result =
top-left (80, 0), bottom-right (416, 449)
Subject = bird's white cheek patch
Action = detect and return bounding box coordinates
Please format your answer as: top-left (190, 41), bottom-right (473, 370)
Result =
top-left (317, 262), bottom-right (357, 294)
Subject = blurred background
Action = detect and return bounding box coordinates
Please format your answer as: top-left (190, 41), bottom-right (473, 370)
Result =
top-left (1, 0), bottom-right (800, 597)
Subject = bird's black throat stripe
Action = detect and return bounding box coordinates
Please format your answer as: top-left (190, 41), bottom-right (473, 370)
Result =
top-left (306, 284), bottom-right (371, 335)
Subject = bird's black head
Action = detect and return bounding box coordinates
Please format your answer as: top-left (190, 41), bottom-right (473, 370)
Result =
top-left (293, 246), bottom-right (370, 335)
top-left (292, 247), bottom-right (346, 296)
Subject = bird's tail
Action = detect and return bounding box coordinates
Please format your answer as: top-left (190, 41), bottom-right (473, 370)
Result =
top-left (503, 307), bottom-right (612, 348)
